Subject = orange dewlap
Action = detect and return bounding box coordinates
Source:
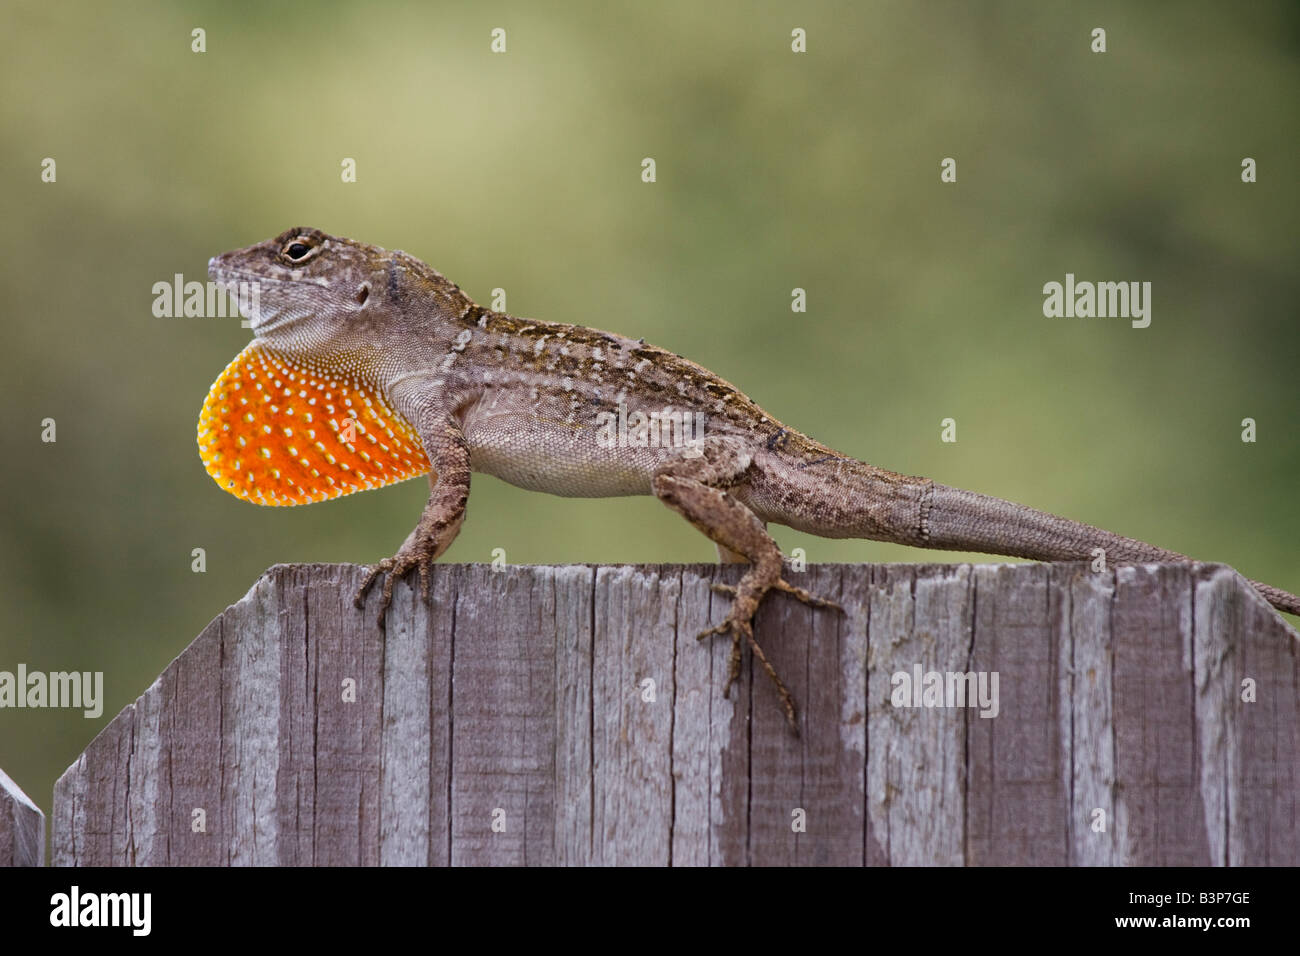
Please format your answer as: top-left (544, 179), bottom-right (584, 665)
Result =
top-left (197, 342), bottom-right (431, 506)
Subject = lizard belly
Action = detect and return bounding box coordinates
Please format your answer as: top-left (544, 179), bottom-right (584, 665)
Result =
top-left (464, 415), bottom-right (659, 498)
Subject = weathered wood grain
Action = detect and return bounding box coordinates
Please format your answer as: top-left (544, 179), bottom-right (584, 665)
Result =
top-left (966, 563), bottom-right (1063, 865)
top-left (1111, 564), bottom-right (1206, 864)
top-left (50, 562), bottom-right (1300, 866)
top-left (0, 768), bottom-right (44, 867)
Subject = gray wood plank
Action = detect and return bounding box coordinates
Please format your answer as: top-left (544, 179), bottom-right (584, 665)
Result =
top-left (300, 564), bottom-right (385, 865)
top-left (966, 563), bottom-right (1064, 865)
top-left (219, 571), bottom-right (284, 865)
top-left (1193, 565), bottom-right (1300, 865)
top-left (0, 768), bottom-right (44, 867)
top-left (552, 564), bottom-right (595, 866)
top-left (166, 614), bottom-right (224, 865)
top-left (749, 563), bottom-right (865, 865)
top-left (866, 564), bottom-right (973, 866)
top-left (1065, 565), bottom-right (1118, 865)
top-left (448, 565), bottom-right (558, 865)
top-left (671, 564), bottom-right (748, 866)
top-left (1227, 570), bottom-right (1300, 865)
top-left (378, 564), bottom-right (447, 866)
top-left (746, 558), bottom-right (819, 866)
top-left (590, 565), bottom-right (676, 865)
top-left (1111, 564), bottom-right (1209, 865)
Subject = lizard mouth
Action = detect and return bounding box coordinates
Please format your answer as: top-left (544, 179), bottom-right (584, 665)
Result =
top-left (207, 259), bottom-right (329, 335)
top-left (207, 261), bottom-right (295, 334)
top-left (207, 256), bottom-right (256, 286)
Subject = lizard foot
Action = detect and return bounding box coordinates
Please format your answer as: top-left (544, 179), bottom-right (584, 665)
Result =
top-left (709, 578), bottom-right (844, 613)
top-left (700, 576), bottom-right (844, 732)
top-left (353, 539), bottom-right (437, 627)
top-left (697, 614), bottom-right (799, 732)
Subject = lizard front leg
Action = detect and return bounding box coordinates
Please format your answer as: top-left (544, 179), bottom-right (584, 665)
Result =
top-left (652, 443), bottom-right (841, 730)
top-left (354, 419), bottom-right (471, 625)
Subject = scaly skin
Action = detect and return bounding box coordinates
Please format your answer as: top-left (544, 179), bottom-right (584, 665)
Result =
top-left (198, 227), bottom-right (1300, 731)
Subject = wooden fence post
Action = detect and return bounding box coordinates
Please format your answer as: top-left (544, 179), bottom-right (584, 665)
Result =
top-left (0, 769), bottom-right (44, 867)
top-left (50, 562), bottom-right (1300, 866)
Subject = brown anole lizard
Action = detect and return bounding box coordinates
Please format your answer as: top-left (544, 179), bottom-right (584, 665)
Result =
top-left (198, 227), bottom-right (1300, 728)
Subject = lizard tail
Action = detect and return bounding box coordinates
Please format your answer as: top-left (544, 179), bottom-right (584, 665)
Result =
top-left (747, 455), bottom-right (1299, 616)
top-left (923, 483), bottom-right (1300, 616)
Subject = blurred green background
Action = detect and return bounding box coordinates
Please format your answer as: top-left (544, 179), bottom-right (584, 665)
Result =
top-left (1, 1), bottom-right (1297, 821)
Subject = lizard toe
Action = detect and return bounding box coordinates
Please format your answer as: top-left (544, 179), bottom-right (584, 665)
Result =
top-left (354, 559), bottom-right (396, 609)
top-left (772, 578), bottom-right (844, 612)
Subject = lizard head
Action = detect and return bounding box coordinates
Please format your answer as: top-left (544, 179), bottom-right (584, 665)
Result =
top-left (208, 226), bottom-right (395, 351)
top-left (207, 226), bottom-right (467, 360)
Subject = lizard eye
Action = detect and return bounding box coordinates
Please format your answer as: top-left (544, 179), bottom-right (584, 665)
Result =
top-left (283, 241), bottom-right (314, 262)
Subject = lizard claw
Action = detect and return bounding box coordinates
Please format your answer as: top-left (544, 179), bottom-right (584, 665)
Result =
top-left (771, 578), bottom-right (843, 612)
top-left (696, 617), bottom-right (748, 699)
top-left (353, 541), bottom-right (437, 627)
top-left (697, 614), bottom-right (799, 732)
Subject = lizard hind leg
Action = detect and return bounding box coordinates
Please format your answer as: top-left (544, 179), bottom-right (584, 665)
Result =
top-left (651, 446), bottom-right (841, 731)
